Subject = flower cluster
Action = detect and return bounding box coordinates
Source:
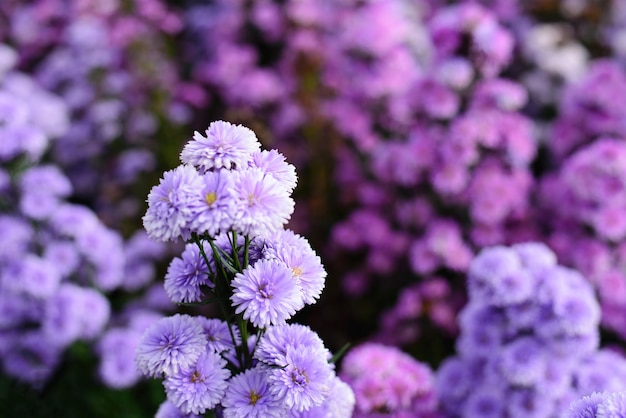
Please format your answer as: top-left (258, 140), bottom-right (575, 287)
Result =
top-left (0, 45), bottom-right (127, 385)
top-left (324, 2), bottom-right (536, 350)
top-left (0, 0), bottom-right (199, 226)
top-left (437, 243), bottom-right (626, 418)
top-left (137, 121), bottom-right (354, 416)
top-left (340, 342), bottom-right (439, 417)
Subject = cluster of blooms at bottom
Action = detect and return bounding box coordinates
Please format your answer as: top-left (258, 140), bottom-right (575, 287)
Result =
top-left (563, 390), bottom-right (626, 417)
top-left (339, 342), bottom-right (440, 417)
top-left (436, 242), bottom-right (626, 418)
top-left (136, 316), bottom-right (354, 417)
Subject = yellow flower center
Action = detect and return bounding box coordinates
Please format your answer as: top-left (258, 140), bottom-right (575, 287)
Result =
top-left (292, 266), bottom-right (303, 277)
top-left (249, 391), bottom-right (261, 405)
top-left (190, 370), bottom-right (203, 383)
top-left (205, 191), bottom-right (217, 206)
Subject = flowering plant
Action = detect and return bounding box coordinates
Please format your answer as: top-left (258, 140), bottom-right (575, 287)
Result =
top-left (136, 120), bottom-right (354, 417)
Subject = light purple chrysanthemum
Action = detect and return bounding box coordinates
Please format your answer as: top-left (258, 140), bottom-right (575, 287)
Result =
top-left (135, 314), bottom-right (207, 377)
top-left (268, 347), bottom-right (333, 412)
top-left (222, 366), bottom-right (287, 418)
top-left (197, 317), bottom-right (240, 354)
top-left (143, 164), bottom-right (204, 242)
top-left (180, 120), bottom-right (261, 172)
top-left (293, 376), bottom-right (356, 418)
top-left (191, 170), bottom-right (238, 237)
top-left (271, 243), bottom-right (326, 305)
top-left (597, 391), bottom-right (626, 417)
top-left (164, 243), bottom-right (212, 304)
top-left (231, 259), bottom-right (303, 328)
top-left (563, 392), bottom-right (605, 418)
top-left (231, 168), bottom-right (295, 237)
top-left (250, 149), bottom-right (298, 193)
top-left (254, 323), bottom-right (329, 366)
top-left (164, 350), bottom-right (231, 415)
top-left (155, 400), bottom-right (202, 418)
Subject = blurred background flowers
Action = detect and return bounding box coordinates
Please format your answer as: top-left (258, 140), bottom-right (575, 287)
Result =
top-left (3, 0), bottom-right (626, 417)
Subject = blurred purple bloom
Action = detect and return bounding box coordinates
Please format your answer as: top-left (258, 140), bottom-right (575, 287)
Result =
top-left (98, 328), bottom-right (143, 389)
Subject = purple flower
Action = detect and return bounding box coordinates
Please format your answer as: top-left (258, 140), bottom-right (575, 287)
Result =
top-left (190, 170), bottom-right (238, 237)
top-left (597, 391), bottom-right (626, 417)
top-left (155, 400), bottom-right (202, 418)
top-left (562, 392), bottom-right (604, 418)
top-left (135, 314), bottom-right (207, 377)
top-left (180, 120), bottom-right (261, 172)
top-left (467, 245), bottom-right (522, 301)
top-left (270, 241), bottom-right (326, 305)
top-left (163, 350), bottom-right (231, 415)
top-left (0, 215), bottom-right (32, 262)
top-left (497, 337), bottom-right (546, 387)
top-left (222, 366), bottom-right (287, 418)
top-left (292, 376), bottom-right (355, 418)
top-left (18, 165), bottom-right (72, 220)
top-left (462, 387), bottom-right (505, 418)
top-left (1, 255), bottom-right (62, 299)
top-left (98, 328), bottom-right (142, 389)
top-left (341, 343), bottom-right (437, 415)
top-left (250, 149), bottom-right (298, 193)
top-left (43, 240), bottom-right (80, 278)
top-left (268, 347), bottom-right (333, 412)
top-left (231, 259), bottom-right (303, 328)
top-left (164, 243), bottom-right (212, 304)
top-left (254, 324), bottom-right (329, 366)
top-left (231, 168), bottom-right (295, 237)
top-left (49, 203), bottom-right (100, 238)
top-left (143, 164), bottom-right (204, 242)
top-left (512, 242), bottom-right (557, 272)
top-left (42, 284), bottom-right (110, 347)
top-left (197, 317), bottom-right (240, 354)
top-left (1, 330), bottom-right (63, 384)
top-left (506, 388), bottom-right (553, 418)
top-left (19, 165), bottom-right (72, 197)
